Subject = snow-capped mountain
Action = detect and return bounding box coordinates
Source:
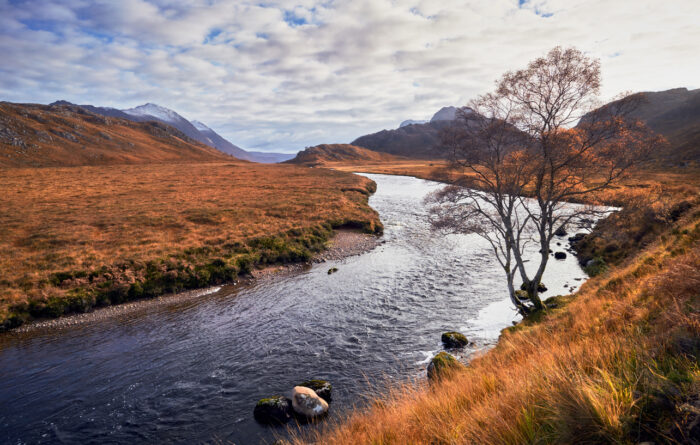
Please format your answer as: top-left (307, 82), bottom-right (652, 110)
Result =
top-left (51, 100), bottom-right (297, 163)
top-left (123, 103), bottom-right (214, 147)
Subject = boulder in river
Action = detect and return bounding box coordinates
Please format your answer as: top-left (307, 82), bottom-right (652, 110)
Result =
top-left (554, 226), bottom-right (567, 237)
top-left (568, 233), bottom-right (586, 244)
top-left (427, 351), bottom-right (462, 381)
top-left (441, 331), bottom-right (468, 349)
top-left (253, 396), bottom-right (293, 424)
top-left (327, 267), bottom-right (338, 275)
top-left (291, 386), bottom-right (329, 419)
top-left (554, 251), bottom-right (567, 260)
top-left (298, 379), bottom-right (332, 403)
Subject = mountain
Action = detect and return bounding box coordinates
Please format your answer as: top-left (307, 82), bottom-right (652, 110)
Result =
top-left (123, 103), bottom-right (214, 147)
top-left (400, 119), bottom-right (427, 128)
top-left (191, 120), bottom-right (250, 160)
top-left (430, 106), bottom-right (458, 122)
top-left (286, 144), bottom-right (405, 166)
top-left (49, 100), bottom-right (135, 120)
top-left (351, 106), bottom-right (468, 158)
top-left (0, 102), bottom-right (233, 168)
top-left (579, 88), bottom-right (700, 162)
top-left (50, 101), bottom-right (292, 163)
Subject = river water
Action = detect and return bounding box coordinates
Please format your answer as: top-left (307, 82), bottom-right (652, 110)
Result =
top-left (0, 174), bottom-right (594, 444)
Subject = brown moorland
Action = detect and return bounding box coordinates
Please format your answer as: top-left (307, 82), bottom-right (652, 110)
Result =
top-left (0, 162), bottom-right (382, 330)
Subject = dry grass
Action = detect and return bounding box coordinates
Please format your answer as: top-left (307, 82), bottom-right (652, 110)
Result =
top-left (0, 161), bottom-right (381, 328)
top-left (293, 203), bottom-right (700, 444)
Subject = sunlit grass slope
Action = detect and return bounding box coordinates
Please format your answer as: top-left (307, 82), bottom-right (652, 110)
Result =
top-left (294, 197), bottom-right (699, 444)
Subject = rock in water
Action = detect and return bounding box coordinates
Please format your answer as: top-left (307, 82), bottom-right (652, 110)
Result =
top-left (427, 352), bottom-right (462, 381)
top-left (292, 386), bottom-right (329, 419)
top-left (520, 282), bottom-right (548, 293)
top-left (441, 331), bottom-right (468, 349)
top-left (298, 379), bottom-right (332, 403)
top-left (328, 267), bottom-right (338, 275)
top-left (554, 251), bottom-right (567, 260)
top-left (253, 396), bottom-right (293, 424)
top-left (554, 226), bottom-right (567, 237)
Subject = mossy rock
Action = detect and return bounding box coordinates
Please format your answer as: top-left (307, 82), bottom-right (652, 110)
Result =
top-left (427, 352), bottom-right (462, 381)
top-left (584, 257), bottom-right (607, 276)
top-left (520, 282), bottom-right (548, 293)
top-left (253, 396), bottom-right (293, 424)
top-left (298, 379), bottom-right (332, 403)
top-left (543, 294), bottom-right (573, 309)
top-left (327, 267), bottom-right (338, 275)
top-left (515, 289), bottom-right (530, 301)
top-left (441, 331), bottom-right (468, 349)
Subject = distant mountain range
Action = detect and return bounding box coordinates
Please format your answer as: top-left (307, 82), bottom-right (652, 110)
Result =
top-left (351, 106), bottom-right (467, 158)
top-left (580, 87), bottom-right (700, 163)
top-left (0, 102), bottom-right (232, 168)
top-left (49, 101), bottom-right (293, 163)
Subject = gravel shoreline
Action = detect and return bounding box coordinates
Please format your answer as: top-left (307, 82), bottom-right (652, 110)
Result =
top-left (7, 229), bottom-right (381, 335)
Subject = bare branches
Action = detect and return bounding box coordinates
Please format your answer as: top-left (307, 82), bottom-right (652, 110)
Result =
top-left (429, 47), bottom-right (661, 316)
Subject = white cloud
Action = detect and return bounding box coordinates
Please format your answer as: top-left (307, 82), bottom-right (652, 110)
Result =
top-left (0, 0), bottom-right (698, 152)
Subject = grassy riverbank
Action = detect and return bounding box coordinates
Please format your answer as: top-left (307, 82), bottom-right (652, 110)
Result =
top-left (290, 169), bottom-right (700, 443)
top-left (0, 162), bottom-right (382, 331)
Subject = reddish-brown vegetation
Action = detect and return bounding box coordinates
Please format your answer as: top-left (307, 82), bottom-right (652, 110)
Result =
top-left (287, 143), bottom-right (406, 166)
top-left (0, 162), bottom-right (381, 329)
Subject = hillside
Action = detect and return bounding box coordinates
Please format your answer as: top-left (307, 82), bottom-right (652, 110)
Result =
top-left (295, 185), bottom-right (700, 444)
top-left (581, 88), bottom-right (700, 162)
top-left (51, 100), bottom-right (292, 163)
top-left (0, 102), bottom-right (232, 168)
top-left (192, 119), bottom-right (252, 160)
top-left (351, 106), bottom-right (467, 158)
top-left (286, 143), bottom-right (405, 166)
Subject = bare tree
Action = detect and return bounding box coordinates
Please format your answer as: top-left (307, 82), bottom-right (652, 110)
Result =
top-left (428, 47), bottom-right (662, 315)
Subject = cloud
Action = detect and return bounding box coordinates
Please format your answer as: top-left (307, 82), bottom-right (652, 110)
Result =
top-left (0, 0), bottom-right (698, 152)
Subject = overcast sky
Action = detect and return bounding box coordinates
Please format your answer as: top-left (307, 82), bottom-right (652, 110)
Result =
top-left (1, 0), bottom-right (698, 153)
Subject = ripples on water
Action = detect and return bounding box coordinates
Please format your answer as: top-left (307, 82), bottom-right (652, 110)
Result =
top-left (0, 174), bottom-right (594, 444)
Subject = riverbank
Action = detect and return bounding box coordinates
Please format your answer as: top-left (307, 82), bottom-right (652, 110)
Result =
top-left (0, 162), bottom-right (384, 332)
top-left (3, 228), bottom-right (381, 335)
top-left (292, 188), bottom-right (700, 444)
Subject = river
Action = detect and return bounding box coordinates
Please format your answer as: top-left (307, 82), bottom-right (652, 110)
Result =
top-left (0, 173), bottom-right (594, 444)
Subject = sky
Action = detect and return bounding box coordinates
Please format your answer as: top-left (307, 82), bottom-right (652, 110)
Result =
top-left (1, 0), bottom-right (699, 153)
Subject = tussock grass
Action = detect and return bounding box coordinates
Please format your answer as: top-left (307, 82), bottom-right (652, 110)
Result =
top-left (292, 206), bottom-right (700, 444)
top-left (0, 162), bottom-right (382, 330)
